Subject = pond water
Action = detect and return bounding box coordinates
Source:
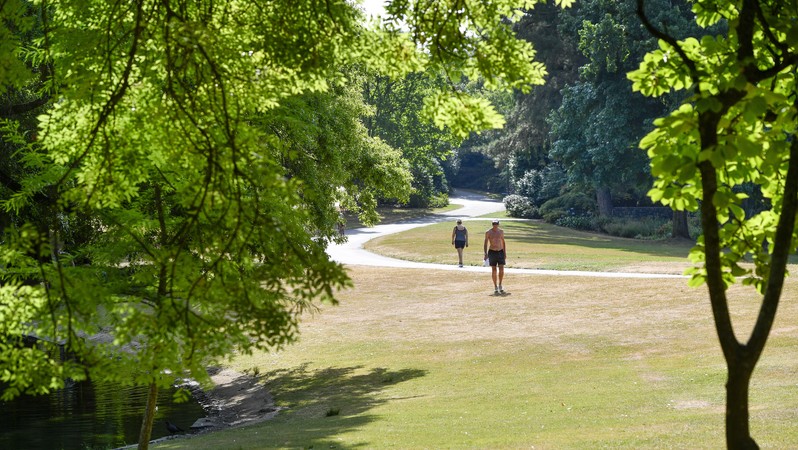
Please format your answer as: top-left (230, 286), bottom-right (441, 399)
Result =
top-left (0, 380), bottom-right (206, 450)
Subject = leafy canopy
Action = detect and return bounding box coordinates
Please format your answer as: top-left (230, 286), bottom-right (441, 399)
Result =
top-left (629, 1), bottom-right (798, 291)
top-left (0, 0), bottom-right (573, 405)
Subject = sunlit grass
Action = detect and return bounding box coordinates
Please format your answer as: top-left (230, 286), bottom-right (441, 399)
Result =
top-left (155, 267), bottom-right (798, 449)
top-left (365, 219), bottom-right (696, 273)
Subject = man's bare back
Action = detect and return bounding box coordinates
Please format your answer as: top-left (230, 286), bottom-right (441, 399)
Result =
top-left (485, 228), bottom-right (504, 251)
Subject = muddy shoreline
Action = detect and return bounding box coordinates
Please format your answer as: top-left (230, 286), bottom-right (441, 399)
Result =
top-left (118, 367), bottom-right (279, 448)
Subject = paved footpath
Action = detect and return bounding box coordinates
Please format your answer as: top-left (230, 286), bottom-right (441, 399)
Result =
top-left (326, 189), bottom-right (685, 279)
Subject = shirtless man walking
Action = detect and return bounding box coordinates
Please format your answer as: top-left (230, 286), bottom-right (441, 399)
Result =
top-left (483, 219), bottom-right (507, 295)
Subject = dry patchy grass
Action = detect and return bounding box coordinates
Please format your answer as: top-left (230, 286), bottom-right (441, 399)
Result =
top-left (158, 266), bottom-right (798, 449)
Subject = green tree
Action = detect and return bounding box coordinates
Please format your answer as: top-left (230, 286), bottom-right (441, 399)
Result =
top-left (252, 70), bottom-right (412, 229)
top-left (376, 0), bottom-right (572, 198)
top-left (363, 72), bottom-right (457, 207)
top-left (630, 0), bottom-right (798, 447)
top-left (548, 78), bottom-right (654, 215)
top-left (493, 2), bottom-right (585, 186)
top-left (549, 0), bottom-right (702, 217)
top-left (0, 0), bottom-right (573, 447)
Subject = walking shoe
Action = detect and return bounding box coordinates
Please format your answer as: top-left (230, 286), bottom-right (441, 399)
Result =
top-left (499, 285), bottom-right (504, 293)
top-left (459, 264), bottom-right (463, 268)
top-left (494, 288), bottom-right (500, 295)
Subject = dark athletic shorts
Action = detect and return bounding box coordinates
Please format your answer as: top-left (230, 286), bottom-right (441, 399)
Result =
top-left (454, 240), bottom-right (466, 249)
top-left (488, 249), bottom-right (505, 266)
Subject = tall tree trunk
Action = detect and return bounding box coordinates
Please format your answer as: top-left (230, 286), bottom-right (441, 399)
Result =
top-left (671, 210), bottom-right (690, 239)
top-left (138, 382), bottom-right (158, 450)
top-left (596, 186), bottom-right (613, 217)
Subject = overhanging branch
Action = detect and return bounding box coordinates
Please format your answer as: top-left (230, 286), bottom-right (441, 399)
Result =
top-left (635, 0), bottom-right (699, 87)
top-left (0, 96), bottom-right (51, 118)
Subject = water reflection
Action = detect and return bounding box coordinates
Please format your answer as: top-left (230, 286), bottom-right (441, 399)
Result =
top-left (0, 380), bottom-right (205, 450)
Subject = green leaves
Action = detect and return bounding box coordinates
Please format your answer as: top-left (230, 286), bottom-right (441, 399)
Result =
top-left (0, 0), bottom-right (38, 97)
top-left (422, 91), bottom-right (506, 138)
top-left (379, 0), bottom-right (553, 133)
top-left (634, 0), bottom-right (798, 298)
top-left (692, 1), bottom-right (737, 28)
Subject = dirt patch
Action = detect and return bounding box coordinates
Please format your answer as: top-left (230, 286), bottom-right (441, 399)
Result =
top-left (116, 367), bottom-right (276, 448)
top-left (670, 399), bottom-right (713, 410)
top-left (193, 367), bottom-right (280, 428)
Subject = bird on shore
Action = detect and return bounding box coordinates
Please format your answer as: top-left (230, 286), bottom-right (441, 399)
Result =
top-left (165, 420), bottom-right (184, 434)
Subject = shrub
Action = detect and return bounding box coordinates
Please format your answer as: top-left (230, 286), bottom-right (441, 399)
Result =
top-left (428, 192), bottom-right (449, 208)
top-left (545, 204), bottom-right (702, 241)
top-left (503, 194), bottom-right (539, 219)
top-left (542, 209), bottom-right (566, 224)
top-left (514, 165), bottom-right (566, 206)
top-left (407, 191), bottom-right (449, 208)
top-left (539, 192), bottom-right (596, 222)
top-left (593, 214), bottom-right (701, 240)
top-left (515, 170), bottom-right (541, 199)
top-left (555, 214), bottom-right (596, 231)
top-left (599, 217), bottom-right (670, 239)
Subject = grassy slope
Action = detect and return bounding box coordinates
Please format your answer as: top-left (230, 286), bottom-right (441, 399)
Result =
top-left (155, 222), bottom-right (798, 449)
top-left (366, 219), bottom-right (696, 273)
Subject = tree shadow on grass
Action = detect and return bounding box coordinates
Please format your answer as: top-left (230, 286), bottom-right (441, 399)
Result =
top-left (255, 364), bottom-right (427, 448)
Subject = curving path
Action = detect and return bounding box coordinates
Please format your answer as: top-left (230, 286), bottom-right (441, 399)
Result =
top-left (326, 189), bottom-right (686, 279)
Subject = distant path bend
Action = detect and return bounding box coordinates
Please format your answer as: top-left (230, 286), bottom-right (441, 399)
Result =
top-left (326, 189), bottom-right (685, 279)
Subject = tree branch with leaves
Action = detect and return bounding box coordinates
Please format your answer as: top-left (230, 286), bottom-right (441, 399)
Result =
top-left (631, 1), bottom-right (798, 447)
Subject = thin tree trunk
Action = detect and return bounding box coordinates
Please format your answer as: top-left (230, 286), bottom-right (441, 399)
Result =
top-left (671, 210), bottom-right (690, 239)
top-left (137, 181), bottom-right (168, 450)
top-left (726, 361), bottom-right (758, 449)
top-left (699, 115), bottom-right (798, 450)
top-left (138, 382), bottom-right (158, 450)
top-left (635, 2), bottom-right (798, 448)
top-left (596, 186), bottom-right (612, 217)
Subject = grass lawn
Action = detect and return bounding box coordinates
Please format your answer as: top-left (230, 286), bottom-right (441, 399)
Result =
top-left (365, 219), bottom-right (697, 274)
top-left (155, 264), bottom-right (798, 449)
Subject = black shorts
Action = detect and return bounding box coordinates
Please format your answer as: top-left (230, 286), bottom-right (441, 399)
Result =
top-left (488, 249), bottom-right (505, 266)
top-left (454, 240), bottom-right (466, 249)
